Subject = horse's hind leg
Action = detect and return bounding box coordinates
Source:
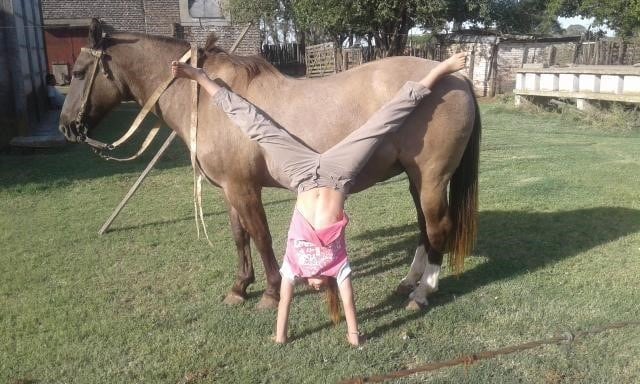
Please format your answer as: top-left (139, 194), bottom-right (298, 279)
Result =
top-left (223, 184), bottom-right (281, 309)
top-left (406, 181), bottom-right (451, 311)
top-left (397, 181), bottom-right (429, 295)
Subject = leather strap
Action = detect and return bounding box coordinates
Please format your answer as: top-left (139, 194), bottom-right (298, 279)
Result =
top-left (109, 49), bottom-right (192, 150)
top-left (98, 121), bottom-right (161, 162)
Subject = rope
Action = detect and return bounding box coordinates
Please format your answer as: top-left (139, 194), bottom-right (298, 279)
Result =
top-left (340, 321), bottom-right (640, 384)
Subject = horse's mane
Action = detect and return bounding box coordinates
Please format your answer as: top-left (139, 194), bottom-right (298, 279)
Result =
top-left (106, 31), bottom-right (280, 83)
top-left (203, 33), bottom-right (282, 82)
top-left (108, 31), bottom-right (190, 49)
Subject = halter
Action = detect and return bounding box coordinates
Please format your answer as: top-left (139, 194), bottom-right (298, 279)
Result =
top-left (74, 43), bottom-right (192, 161)
top-left (75, 46), bottom-right (111, 150)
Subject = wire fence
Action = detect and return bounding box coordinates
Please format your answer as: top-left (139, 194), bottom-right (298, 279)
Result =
top-left (340, 321), bottom-right (640, 383)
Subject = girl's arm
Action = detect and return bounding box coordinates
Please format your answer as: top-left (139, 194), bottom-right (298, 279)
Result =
top-left (274, 278), bottom-right (295, 343)
top-left (171, 61), bottom-right (222, 98)
top-left (338, 277), bottom-right (362, 346)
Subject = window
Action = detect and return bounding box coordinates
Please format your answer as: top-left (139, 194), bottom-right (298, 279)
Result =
top-left (188, 0), bottom-right (222, 19)
top-left (179, 0), bottom-right (228, 26)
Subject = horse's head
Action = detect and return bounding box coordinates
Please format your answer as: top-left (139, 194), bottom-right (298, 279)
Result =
top-left (59, 19), bottom-right (129, 143)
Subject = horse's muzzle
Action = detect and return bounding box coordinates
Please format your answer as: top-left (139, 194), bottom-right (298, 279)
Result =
top-left (59, 123), bottom-right (82, 143)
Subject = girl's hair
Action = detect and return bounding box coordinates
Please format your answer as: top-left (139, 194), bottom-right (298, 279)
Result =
top-left (326, 278), bottom-right (341, 325)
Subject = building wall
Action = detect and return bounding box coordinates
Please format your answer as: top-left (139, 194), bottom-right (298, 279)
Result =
top-left (41, 0), bottom-right (260, 55)
top-left (182, 24), bottom-right (261, 56)
top-left (1, 0), bottom-right (48, 147)
top-left (495, 42), bottom-right (577, 94)
top-left (441, 41), bottom-right (496, 96)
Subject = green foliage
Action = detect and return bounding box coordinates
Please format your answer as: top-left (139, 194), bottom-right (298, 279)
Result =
top-left (550, 0), bottom-right (640, 37)
top-left (485, 0), bottom-right (563, 34)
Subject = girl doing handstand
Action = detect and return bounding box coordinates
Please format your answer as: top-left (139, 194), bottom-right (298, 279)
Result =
top-left (172, 52), bottom-right (467, 346)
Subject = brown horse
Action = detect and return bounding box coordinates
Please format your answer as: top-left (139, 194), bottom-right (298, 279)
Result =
top-left (59, 20), bottom-right (480, 310)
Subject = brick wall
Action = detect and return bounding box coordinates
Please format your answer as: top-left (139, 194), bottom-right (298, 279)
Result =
top-left (42, 0), bottom-right (146, 33)
top-left (182, 24), bottom-right (261, 55)
top-left (495, 42), bottom-right (577, 93)
top-left (142, 0), bottom-right (180, 36)
top-left (41, 0), bottom-right (260, 53)
top-left (441, 41), bottom-right (496, 96)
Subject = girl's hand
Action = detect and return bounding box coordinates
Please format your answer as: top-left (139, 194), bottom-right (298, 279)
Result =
top-left (347, 331), bottom-right (365, 346)
top-left (271, 335), bottom-right (288, 344)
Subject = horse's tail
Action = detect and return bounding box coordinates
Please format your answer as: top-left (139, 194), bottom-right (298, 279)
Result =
top-left (448, 80), bottom-right (481, 275)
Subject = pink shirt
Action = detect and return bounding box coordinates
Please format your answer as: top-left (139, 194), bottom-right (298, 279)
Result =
top-left (280, 209), bottom-right (351, 283)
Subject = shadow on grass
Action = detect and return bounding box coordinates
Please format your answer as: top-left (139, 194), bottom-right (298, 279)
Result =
top-left (104, 197), bottom-right (295, 233)
top-left (339, 207), bottom-right (640, 338)
top-left (0, 108), bottom-right (192, 189)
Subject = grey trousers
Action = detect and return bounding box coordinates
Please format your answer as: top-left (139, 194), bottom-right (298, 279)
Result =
top-left (211, 81), bottom-right (431, 194)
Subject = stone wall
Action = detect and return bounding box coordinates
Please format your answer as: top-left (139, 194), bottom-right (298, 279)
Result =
top-left (495, 42), bottom-right (577, 94)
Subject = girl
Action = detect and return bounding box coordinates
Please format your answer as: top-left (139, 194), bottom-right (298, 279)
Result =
top-left (172, 52), bottom-right (467, 346)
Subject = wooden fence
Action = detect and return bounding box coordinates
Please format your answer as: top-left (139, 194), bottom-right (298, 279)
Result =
top-left (263, 37), bottom-right (640, 96)
top-left (304, 42), bottom-right (336, 78)
top-left (261, 43), bottom-right (305, 66)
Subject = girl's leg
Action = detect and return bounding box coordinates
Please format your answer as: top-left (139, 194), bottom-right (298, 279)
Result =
top-left (172, 62), bottom-right (319, 190)
top-left (319, 53), bottom-right (468, 189)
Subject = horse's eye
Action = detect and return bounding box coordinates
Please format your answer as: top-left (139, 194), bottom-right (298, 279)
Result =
top-left (72, 71), bottom-right (85, 80)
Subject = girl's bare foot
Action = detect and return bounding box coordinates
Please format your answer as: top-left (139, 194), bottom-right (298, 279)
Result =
top-left (439, 52), bottom-right (467, 74)
top-left (171, 61), bottom-right (206, 81)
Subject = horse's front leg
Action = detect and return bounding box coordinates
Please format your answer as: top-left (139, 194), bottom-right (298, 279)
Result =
top-left (222, 203), bottom-right (255, 305)
top-left (223, 183), bottom-right (281, 309)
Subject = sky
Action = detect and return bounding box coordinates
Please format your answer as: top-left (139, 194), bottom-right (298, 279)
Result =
top-left (558, 16), bottom-right (615, 36)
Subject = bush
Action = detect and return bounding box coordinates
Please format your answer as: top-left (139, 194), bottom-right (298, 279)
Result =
top-left (503, 94), bottom-right (640, 135)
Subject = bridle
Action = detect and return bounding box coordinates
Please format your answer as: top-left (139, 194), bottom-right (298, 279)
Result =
top-left (75, 45), bottom-right (112, 151)
top-left (72, 42), bottom-right (192, 161)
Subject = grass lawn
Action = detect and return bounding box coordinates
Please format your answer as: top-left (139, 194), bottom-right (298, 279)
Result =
top-left (1, 102), bottom-right (639, 383)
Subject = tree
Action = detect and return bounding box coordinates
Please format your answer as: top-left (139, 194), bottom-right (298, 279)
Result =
top-left (549, 0), bottom-right (640, 37)
top-left (225, 0), bottom-right (576, 55)
top-left (485, 0), bottom-right (563, 35)
top-left (564, 24), bottom-right (587, 36)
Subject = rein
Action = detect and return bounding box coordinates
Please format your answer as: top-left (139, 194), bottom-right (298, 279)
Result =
top-left (76, 45), bottom-right (192, 161)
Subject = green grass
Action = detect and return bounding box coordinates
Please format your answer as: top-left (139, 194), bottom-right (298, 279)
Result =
top-left (1, 103), bottom-right (639, 383)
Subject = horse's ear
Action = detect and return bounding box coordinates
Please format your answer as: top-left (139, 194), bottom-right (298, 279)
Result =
top-left (204, 32), bottom-right (221, 56)
top-left (88, 18), bottom-right (104, 48)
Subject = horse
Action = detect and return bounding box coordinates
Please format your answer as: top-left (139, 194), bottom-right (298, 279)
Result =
top-left (59, 19), bottom-right (480, 311)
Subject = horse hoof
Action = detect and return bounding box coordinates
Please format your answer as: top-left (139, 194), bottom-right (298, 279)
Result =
top-left (396, 283), bottom-right (414, 296)
top-left (222, 292), bottom-right (246, 306)
top-left (256, 294), bottom-right (278, 310)
top-left (405, 299), bottom-right (427, 311)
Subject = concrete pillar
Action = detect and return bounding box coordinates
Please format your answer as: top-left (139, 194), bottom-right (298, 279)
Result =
top-left (576, 98), bottom-right (594, 111)
top-left (524, 73), bottom-right (540, 91)
top-left (515, 94), bottom-right (525, 107)
top-left (515, 73), bottom-right (525, 90)
top-left (559, 74), bottom-right (579, 92)
top-left (623, 75), bottom-right (640, 94)
top-left (579, 74), bottom-right (600, 93)
top-left (540, 73), bottom-right (559, 91)
top-left (601, 75), bottom-right (624, 94)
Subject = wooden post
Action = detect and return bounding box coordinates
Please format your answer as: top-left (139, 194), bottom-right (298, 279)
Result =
top-left (342, 50), bottom-right (349, 71)
top-left (99, 131), bottom-right (177, 235)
